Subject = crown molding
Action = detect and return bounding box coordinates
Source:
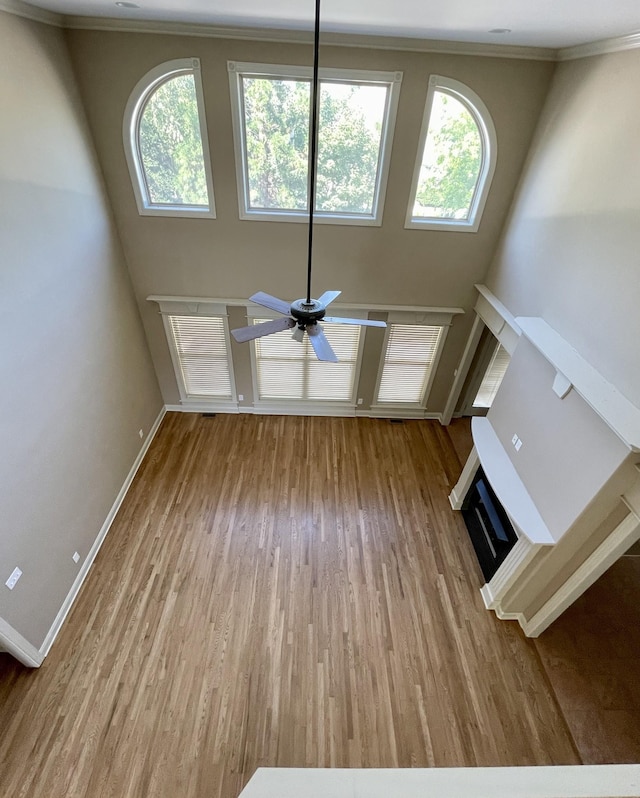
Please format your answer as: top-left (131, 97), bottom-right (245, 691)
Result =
top-left (558, 30), bottom-right (640, 61)
top-left (0, 0), bottom-right (62, 26)
top-left (61, 14), bottom-right (557, 60)
top-left (5, 1), bottom-right (639, 63)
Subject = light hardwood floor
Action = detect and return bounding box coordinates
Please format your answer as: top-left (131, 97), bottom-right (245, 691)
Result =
top-left (0, 413), bottom-right (579, 797)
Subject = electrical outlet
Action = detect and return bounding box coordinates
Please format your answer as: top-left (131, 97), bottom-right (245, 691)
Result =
top-left (238, 394), bottom-right (244, 402)
top-left (512, 434), bottom-right (519, 445)
top-left (357, 398), bottom-right (363, 405)
top-left (72, 551), bottom-right (80, 564)
top-left (5, 567), bottom-right (22, 590)
top-left (138, 429), bottom-right (144, 439)
top-left (515, 438), bottom-right (523, 452)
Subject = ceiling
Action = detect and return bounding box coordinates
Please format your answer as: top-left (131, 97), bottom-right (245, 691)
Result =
top-left (24, 0), bottom-right (640, 49)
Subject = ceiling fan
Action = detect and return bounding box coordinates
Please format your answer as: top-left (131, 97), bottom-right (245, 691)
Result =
top-left (230, 0), bottom-right (386, 363)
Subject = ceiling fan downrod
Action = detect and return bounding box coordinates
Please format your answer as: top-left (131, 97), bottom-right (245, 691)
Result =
top-left (306, 0), bottom-right (322, 305)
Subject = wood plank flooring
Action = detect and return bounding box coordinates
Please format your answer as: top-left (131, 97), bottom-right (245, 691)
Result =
top-left (534, 555), bottom-right (640, 764)
top-left (0, 413), bottom-right (579, 798)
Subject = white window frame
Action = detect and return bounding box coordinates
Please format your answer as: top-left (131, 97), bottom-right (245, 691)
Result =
top-left (405, 75), bottom-right (497, 233)
top-left (247, 304), bottom-right (367, 414)
top-left (157, 300), bottom-right (237, 410)
top-left (371, 311), bottom-right (452, 412)
top-left (123, 58), bottom-right (216, 218)
top-left (228, 61), bottom-right (402, 227)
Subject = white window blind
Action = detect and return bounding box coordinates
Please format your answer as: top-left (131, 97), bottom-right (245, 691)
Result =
top-left (376, 324), bottom-right (444, 404)
top-left (473, 343), bottom-right (510, 408)
top-left (168, 315), bottom-right (233, 399)
top-left (254, 320), bottom-right (361, 401)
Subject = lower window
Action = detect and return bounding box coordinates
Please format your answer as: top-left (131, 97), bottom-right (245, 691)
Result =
top-left (375, 323), bottom-right (445, 406)
top-left (167, 314), bottom-right (235, 400)
top-left (254, 320), bottom-right (361, 401)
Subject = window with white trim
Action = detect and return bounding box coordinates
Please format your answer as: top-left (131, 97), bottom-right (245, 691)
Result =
top-left (406, 76), bottom-right (496, 232)
top-left (228, 61), bottom-right (402, 226)
top-left (473, 342), bottom-right (510, 408)
top-left (375, 324), bottom-right (445, 405)
top-left (123, 58), bottom-right (216, 217)
top-left (166, 315), bottom-right (234, 400)
top-left (254, 320), bottom-right (361, 402)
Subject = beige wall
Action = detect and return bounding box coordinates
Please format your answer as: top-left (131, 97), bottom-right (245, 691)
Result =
top-left (478, 48), bottom-right (640, 623)
top-left (486, 48), bottom-right (640, 409)
top-left (0, 12), bottom-right (162, 649)
top-left (65, 29), bottom-right (554, 408)
top-left (488, 338), bottom-right (629, 540)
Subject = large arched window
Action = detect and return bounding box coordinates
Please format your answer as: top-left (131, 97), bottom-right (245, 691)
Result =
top-left (123, 58), bottom-right (215, 217)
top-left (406, 76), bottom-right (496, 232)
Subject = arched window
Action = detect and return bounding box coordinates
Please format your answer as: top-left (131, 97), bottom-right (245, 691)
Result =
top-left (406, 76), bottom-right (496, 232)
top-left (123, 58), bottom-right (215, 217)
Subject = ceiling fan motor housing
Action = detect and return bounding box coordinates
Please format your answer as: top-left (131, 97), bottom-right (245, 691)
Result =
top-left (289, 298), bottom-right (327, 326)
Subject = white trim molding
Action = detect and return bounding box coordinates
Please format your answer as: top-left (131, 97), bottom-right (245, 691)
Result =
top-left (122, 58), bottom-right (216, 218)
top-left (522, 509), bottom-right (640, 638)
top-left (449, 446), bottom-right (479, 510)
top-left (0, 0), bottom-right (63, 26)
top-left (480, 536), bottom-right (541, 614)
top-left (474, 284), bottom-right (521, 352)
top-left (3, 1), bottom-right (638, 64)
top-left (405, 76), bottom-right (497, 233)
top-left (0, 617), bottom-right (43, 668)
top-left (516, 316), bottom-right (640, 452)
top-left (228, 61), bottom-right (402, 227)
top-left (60, 15), bottom-right (557, 61)
top-left (240, 765), bottom-right (640, 798)
top-left (441, 285), bottom-right (520, 425)
top-left (148, 294), bottom-right (464, 317)
top-left (558, 30), bottom-right (640, 61)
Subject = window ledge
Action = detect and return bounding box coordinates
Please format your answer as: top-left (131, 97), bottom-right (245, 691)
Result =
top-left (405, 217), bottom-right (479, 233)
top-left (139, 206), bottom-right (215, 219)
top-left (240, 210), bottom-right (381, 227)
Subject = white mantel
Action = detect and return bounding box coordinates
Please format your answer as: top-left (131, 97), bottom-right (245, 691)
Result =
top-left (471, 416), bottom-right (554, 544)
top-left (449, 292), bottom-right (640, 637)
top-left (516, 317), bottom-right (640, 452)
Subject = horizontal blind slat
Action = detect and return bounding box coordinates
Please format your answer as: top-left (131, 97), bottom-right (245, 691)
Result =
top-left (254, 319), bottom-right (360, 401)
top-left (377, 324), bottom-right (443, 404)
top-left (169, 315), bottom-right (233, 399)
top-left (473, 343), bottom-right (511, 408)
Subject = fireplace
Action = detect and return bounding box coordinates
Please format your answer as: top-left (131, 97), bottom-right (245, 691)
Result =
top-left (461, 467), bottom-right (518, 581)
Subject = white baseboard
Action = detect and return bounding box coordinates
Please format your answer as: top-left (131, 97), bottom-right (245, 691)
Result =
top-left (166, 403), bottom-right (443, 422)
top-left (36, 406), bottom-right (167, 662)
top-left (521, 511), bottom-right (640, 638)
top-left (0, 616), bottom-right (43, 668)
top-left (165, 402), bottom-right (239, 414)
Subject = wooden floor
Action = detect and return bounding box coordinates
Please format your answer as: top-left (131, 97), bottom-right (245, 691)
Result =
top-left (534, 555), bottom-right (640, 764)
top-left (0, 413), bottom-right (579, 798)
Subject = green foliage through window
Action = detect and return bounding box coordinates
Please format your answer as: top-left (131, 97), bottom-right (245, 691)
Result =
top-left (413, 91), bottom-right (482, 220)
top-left (241, 76), bottom-right (388, 216)
top-left (139, 74), bottom-right (209, 207)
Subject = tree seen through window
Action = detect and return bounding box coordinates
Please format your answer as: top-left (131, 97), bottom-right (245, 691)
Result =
top-left (241, 76), bottom-right (387, 215)
top-left (413, 91), bottom-right (482, 220)
top-left (138, 74), bottom-right (209, 207)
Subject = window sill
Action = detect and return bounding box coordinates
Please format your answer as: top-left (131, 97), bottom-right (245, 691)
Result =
top-left (404, 217), bottom-right (479, 233)
top-left (239, 209), bottom-right (382, 227)
top-left (138, 205), bottom-right (216, 219)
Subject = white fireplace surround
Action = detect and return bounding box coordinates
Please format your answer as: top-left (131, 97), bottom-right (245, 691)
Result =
top-left (449, 286), bottom-right (640, 637)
